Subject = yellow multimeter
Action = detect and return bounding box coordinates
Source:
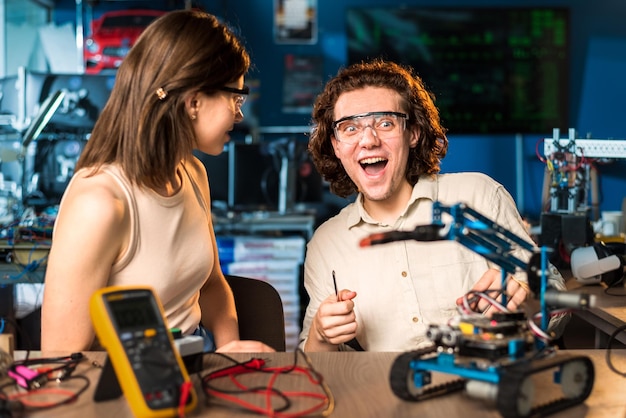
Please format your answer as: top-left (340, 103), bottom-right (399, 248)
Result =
top-left (90, 285), bottom-right (197, 417)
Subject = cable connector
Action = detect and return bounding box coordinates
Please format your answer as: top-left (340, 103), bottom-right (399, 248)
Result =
top-left (207, 358), bottom-right (266, 379)
top-left (8, 365), bottom-right (48, 389)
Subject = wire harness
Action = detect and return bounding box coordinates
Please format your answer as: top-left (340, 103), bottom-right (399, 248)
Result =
top-left (201, 349), bottom-right (334, 417)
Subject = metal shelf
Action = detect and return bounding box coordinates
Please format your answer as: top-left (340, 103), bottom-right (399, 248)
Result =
top-left (544, 138), bottom-right (626, 159)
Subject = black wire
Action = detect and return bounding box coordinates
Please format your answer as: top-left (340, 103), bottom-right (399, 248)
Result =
top-left (200, 348), bottom-right (331, 415)
top-left (13, 352), bottom-right (86, 382)
top-left (200, 353), bottom-right (292, 413)
top-left (205, 383), bottom-right (292, 413)
top-left (3, 353), bottom-right (86, 399)
top-left (200, 352), bottom-right (259, 377)
top-left (21, 375), bottom-right (91, 412)
top-left (13, 352), bottom-right (85, 367)
top-left (603, 283), bottom-right (626, 297)
top-left (605, 324), bottom-right (626, 377)
top-left (0, 367), bottom-right (90, 414)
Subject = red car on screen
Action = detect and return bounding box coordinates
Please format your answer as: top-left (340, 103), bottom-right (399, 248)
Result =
top-left (84, 9), bottom-right (166, 74)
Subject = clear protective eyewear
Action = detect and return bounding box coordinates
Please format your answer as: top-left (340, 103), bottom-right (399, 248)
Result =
top-left (332, 111), bottom-right (408, 144)
top-left (219, 85), bottom-right (249, 110)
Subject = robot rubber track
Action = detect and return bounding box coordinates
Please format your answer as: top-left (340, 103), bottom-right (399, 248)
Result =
top-left (372, 202), bottom-right (596, 416)
top-left (390, 347), bottom-right (595, 418)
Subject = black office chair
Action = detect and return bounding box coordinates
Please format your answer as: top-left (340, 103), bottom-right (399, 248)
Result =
top-left (225, 274), bottom-right (287, 352)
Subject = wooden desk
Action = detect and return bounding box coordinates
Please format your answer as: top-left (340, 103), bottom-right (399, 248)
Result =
top-left (566, 278), bottom-right (626, 348)
top-left (5, 349), bottom-right (626, 418)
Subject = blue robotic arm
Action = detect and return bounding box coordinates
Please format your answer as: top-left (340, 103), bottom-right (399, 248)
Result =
top-left (360, 202), bottom-right (596, 417)
top-left (360, 201), bottom-right (567, 331)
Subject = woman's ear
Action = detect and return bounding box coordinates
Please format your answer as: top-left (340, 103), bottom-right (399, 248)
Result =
top-left (184, 93), bottom-right (199, 120)
top-left (184, 92), bottom-right (199, 114)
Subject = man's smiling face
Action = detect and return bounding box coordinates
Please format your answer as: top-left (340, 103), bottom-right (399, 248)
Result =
top-left (331, 86), bottom-right (418, 204)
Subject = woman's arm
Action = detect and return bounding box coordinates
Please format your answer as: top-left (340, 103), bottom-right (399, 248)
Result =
top-left (197, 219), bottom-right (239, 349)
top-left (197, 221), bottom-right (275, 353)
top-left (41, 172), bottom-right (127, 352)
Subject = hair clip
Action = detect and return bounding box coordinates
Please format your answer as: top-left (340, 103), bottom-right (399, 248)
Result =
top-left (156, 87), bottom-right (168, 100)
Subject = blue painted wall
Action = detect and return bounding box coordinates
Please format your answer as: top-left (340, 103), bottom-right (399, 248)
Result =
top-left (53, 0), bottom-right (626, 220)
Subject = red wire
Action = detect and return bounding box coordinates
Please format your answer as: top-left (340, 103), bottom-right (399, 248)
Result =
top-left (206, 386), bottom-right (328, 418)
top-left (204, 364), bottom-right (330, 417)
top-left (535, 137), bottom-right (547, 163)
top-left (8, 387), bottom-right (77, 408)
top-left (178, 381), bottom-right (193, 417)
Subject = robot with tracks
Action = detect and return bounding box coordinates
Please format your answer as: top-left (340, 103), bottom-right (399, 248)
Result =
top-left (360, 202), bottom-right (596, 418)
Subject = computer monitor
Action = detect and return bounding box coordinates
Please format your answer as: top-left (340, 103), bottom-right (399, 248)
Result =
top-left (229, 142), bottom-right (279, 211)
top-left (230, 141), bottom-right (323, 211)
top-left (193, 148), bottom-right (230, 206)
top-left (195, 141), bottom-right (322, 212)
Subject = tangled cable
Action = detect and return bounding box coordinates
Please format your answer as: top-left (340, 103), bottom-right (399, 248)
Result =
top-left (200, 348), bottom-right (334, 417)
top-left (456, 287), bottom-right (571, 345)
top-left (0, 352), bottom-right (90, 416)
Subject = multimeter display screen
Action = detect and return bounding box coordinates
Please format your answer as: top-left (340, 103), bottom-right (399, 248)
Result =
top-left (109, 296), bottom-right (161, 331)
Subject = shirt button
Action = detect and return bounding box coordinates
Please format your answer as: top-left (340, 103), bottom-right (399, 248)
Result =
top-left (401, 271), bottom-right (407, 277)
top-left (412, 317), bottom-right (419, 323)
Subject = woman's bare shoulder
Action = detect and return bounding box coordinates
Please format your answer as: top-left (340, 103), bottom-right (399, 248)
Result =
top-left (59, 168), bottom-right (128, 225)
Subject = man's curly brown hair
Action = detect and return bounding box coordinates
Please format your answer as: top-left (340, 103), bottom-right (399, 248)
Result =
top-left (308, 59), bottom-right (448, 198)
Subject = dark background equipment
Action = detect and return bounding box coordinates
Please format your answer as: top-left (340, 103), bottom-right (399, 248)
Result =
top-left (347, 7), bottom-right (570, 134)
top-left (194, 140), bottom-right (323, 213)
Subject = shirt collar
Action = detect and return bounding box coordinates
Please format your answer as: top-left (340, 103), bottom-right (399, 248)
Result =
top-left (345, 174), bottom-right (439, 228)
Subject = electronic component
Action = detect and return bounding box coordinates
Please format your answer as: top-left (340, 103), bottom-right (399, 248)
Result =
top-left (542, 128), bottom-right (626, 215)
top-left (537, 128), bottom-right (626, 268)
top-left (90, 285), bottom-right (197, 417)
top-left (173, 334), bottom-right (204, 374)
top-left (6, 352), bottom-right (85, 391)
top-left (362, 202), bottom-right (596, 417)
top-left (8, 364), bottom-right (47, 389)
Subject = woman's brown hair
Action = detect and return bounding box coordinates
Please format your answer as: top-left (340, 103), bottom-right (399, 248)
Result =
top-left (77, 10), bottom-right (250, 190)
